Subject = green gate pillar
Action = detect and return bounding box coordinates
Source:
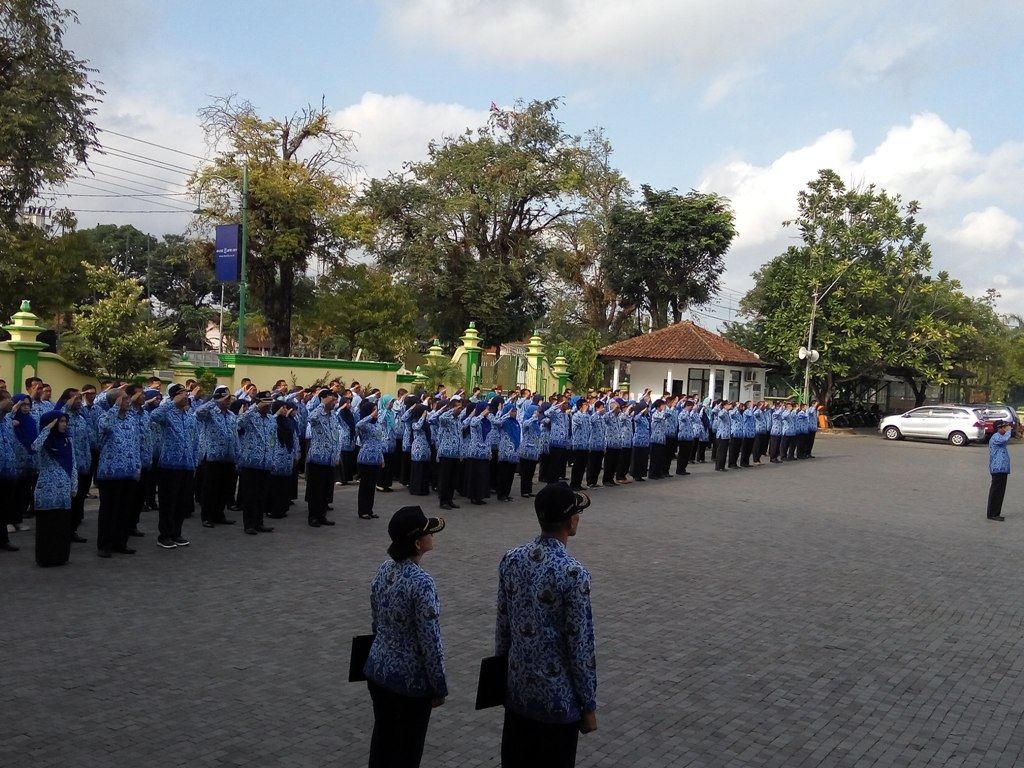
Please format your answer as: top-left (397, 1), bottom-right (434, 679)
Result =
top-left (4, 300), bottom-right (48, 390)
top-left (460, 322), bottom-right (482, 392)
top-left (551, 351), bottom-right (569, 394)
top-left (525, 331), bottom-right (546, 397)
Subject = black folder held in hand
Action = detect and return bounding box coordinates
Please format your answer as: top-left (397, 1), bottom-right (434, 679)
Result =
top-left (349, 634), bottom-right (375, 682)
top-left (475, 655), bottom-right (508, 710)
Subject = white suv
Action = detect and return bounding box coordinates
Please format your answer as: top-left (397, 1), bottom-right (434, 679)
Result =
top-left (879, 406), bottom-right (986, 446)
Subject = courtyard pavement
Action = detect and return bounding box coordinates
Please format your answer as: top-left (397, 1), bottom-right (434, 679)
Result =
top-left (3, 433), bottom-right (1024, 767)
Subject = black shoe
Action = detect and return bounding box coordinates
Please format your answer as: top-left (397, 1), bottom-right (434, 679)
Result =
top-left (326, 505), bottom-right (334, 511)
top-left (440, 503), bottom-right (455, 510)
top-left (71, 533), bottom-right (88, 543)
top-left (989, 516), bottom-right (1006, 521)
top-left (173, 537), bottom-right (190, 546)
top-left (255, 525), bottom-right (274, 533)
top-left (244, 528), bottom-right (258, 535)
top-left (220, 519), bottom-right (237, 525)
top-left (471, 500), bottom-right (487, 505)
top-left (633, 477), bottom-right (645, 482)
top-left (447, 501), bottom-right (460, 508)
top-left (569, 485), bottom-right (584, 491)
top-left (586, 483), bottom-right (599, 489)
top-left (97, 549), bottom-right (112, 558)
top-left (202, 521), bottom-right (215, 528)
top-left (369, 513), bottom-right (380, 519)
top-left (521, 493), bottom-right (534, 497)
top-left (602, 482), bottom-right (617, 487)
top-left (128, 528), bottom-right (145, 537)
top-left (156, 537), bottom-right (177, 549)
top-left (319, 518), bottom-right (336, 526)
top-left (308, 519), bottom-right (321, 527)
top-left (112, 546), bottom-right (137, 555)
top-left (227, 504), bottom-right (241, 511)
top-left (0, 542), bottom-right (19, 552)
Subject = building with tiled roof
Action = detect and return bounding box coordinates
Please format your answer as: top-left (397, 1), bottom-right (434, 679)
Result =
top-left (597, 321), bottom-right (768, 402)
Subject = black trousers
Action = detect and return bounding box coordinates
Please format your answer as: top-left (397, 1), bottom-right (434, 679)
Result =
top-left (381, 450), bottom-right (397, 490)
top-left (501, 708), bottom-right (580, 768)
top-left (586, 450), bottom-right (603, 486)
top-left (769, 434), bottom-right (782, 461)
top-left (785, 435), bottom-right (798, 460)
top-left (35, 508), bottom-right (72, 567)
top-left (615, 445), bottom-right (632, 480)
top-left (71, 472), bottom-right (91, 531)
top-left (988, 472), bottom-right (1008, 519)
top-left (141, 464), bottom-right (157, 508)
top-left (409, 460), bottom-right (431, 496)
top-left (630, 446), bottom-right (649, 479)
top-left (13, 474), bottom-right (32, 524)
top-left (0, 477), bottom-right (13, 544)
top-left (367, 681), bottom-right (433, 768)
top-left (340, 449), bottom-right (357, 484)
top-left (495, 461), bottom-right (516, 499)
top-left (238, 467), bottom-right (270, 530)
top-left (779, 435), bottom-right (792, 460)
top-left (676, 440), bottom-right (692, 474)
top-left (537, 453), bottom-right (551, 484)
top-left (649, 442), bottom-right (666, 477)
top-left (158, 468), bottom-right (194, 540)
top-left (569, 448), bottom-right (588, 488)
top-left (548, 447), bottom-right (568, 483)
top-left (665, 437), bottom-right (678, 467)
top-left (728, 437), bottom-right (741, 467)
top-left (201, 460), bottom-right (236, 523)
top-left (753, 433), bottom-right (767, 460)
top-left (467, 458), bottom-right (491, 502)
top-left (358, 464), bottom-right (380, 517)
top-left (268, 474), bottom-right (292, 518)
top-left (709, 431), bottom-right (718, 460)
top-left (399, 450), bottom-right (412, 486)
top-left (806, 430), bottom-right (818, 457)
top-left (306, 462), bottom-right (335, 521)
top-left (715, 438), bottom-right (730, 470)
top-left (740, 437), bottom-right (754, 467)
top-left (437, 457), bottom-right (459, 505)
top-left (519, 458), bottom-right (537, 496)
top-left (96, 478), bottom-right (135, 551)
top-left (602, 448), bottom-right (619, 484)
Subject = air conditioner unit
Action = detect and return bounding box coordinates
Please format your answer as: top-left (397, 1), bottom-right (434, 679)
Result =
top-left (753, 383), bottom-right (762, 395)
top-left (743, 370), bottom-right (757, 382)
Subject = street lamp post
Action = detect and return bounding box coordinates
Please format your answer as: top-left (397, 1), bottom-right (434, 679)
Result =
top-left (195, 166), bottom-right (248, 354)
top-left (801, 255), bottom-right (862, 404)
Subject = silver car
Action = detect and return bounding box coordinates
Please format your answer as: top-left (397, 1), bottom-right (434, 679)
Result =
top-left (879, 405), bottom-right (986, 446)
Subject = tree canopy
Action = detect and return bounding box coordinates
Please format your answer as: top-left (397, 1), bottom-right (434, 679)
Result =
top-left (605, 185), bottom-right (736, 330)
top-left (0, 0), bottom-right (101, 223)
top-left (192, 95), bottom-right (359, 355)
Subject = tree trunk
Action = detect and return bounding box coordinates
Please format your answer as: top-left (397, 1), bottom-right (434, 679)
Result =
top-left (263, 264), bottom-right (295, 356)
top-left (905, 376), bottom-right (928, 407)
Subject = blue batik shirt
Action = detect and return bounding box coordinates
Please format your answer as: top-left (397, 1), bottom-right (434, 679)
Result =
top-left (588, 411), bottom-right (607, 452)
top-left (149, 402), bottom-right (200, 470)
top-left (518, 415), bottom-right (542, 461)
top-left (650, 409), bottom-right (667, 445)
top-left (990, 430), bottom-right (1011, 474)
top-left (356, 414), bottom-right (385, 466)
top-left (66, 409), bottom-right (92, 474)
top-left (547, 409), bottom-right (570, 450)
top-left (0, 414), bottom-right (18, 480)
top-left (196, 400), bottom-right (239, 463)
top-left (496, 536), bottom-right (597, 724)
top-left (307, 404), bottom-right (341, 467)
top-left (492, 412), bottom-right (520, 464)
top-left (434, 410), bottom-right (462, 460)
top-left (410, 414), bottom-right (432, 462)
top-left (236, 408), bottom-right (276, 471)
top-left (631, 412), bottom-right (651, 447)
top-left (570, 410), bottom-right (592, 451)
top-left (715, 409), bottom-right (732, 439)
top-left (364, 558), bottom-right (447, 699)
top-left (32, 429), bottom-right (76, 510)
top-left (96, 409), bottom-right (142, 481)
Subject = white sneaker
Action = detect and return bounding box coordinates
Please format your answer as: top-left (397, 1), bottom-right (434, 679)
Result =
top-left (5, 524), bottom-right (13, 534)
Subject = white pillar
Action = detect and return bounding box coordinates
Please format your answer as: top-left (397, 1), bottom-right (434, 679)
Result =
top-left (708, 368), bottom-right (717, 402)
top-left (611, 360), bottom-right (620, 391)
top-left (666, 368), bottom-right (673, 394)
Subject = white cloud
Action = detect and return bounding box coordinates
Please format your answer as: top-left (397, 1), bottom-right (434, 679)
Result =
top-left (382, 0), bottom-right (836, 77)
top-left (698, 113), bottom-right (1024, 315)
top-left (700, 66), bottom-right (762, 109)
top-left (841, 25), bottom-right (938, 83)
top-left (335, 93), bottom-right (490, 183)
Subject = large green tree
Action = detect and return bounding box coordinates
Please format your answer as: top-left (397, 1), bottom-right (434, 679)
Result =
top-left (736, 169), bottom-right (983, 404)
top-left (292, 263), bottom-right (417, 361)
top-left (0, 0), bottom-right (101, 223)
top-left (60, 263), bottom-right (170, 380)
top-left (192, 96), bottom-right (358, 355)
top-left (361, 99), bottom-right (585, 347)
top-left (605, 185), bottom-right (736, 329)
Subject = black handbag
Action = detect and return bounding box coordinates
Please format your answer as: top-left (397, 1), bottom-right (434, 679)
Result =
top-left (348, 634), bottom-right (375, 682)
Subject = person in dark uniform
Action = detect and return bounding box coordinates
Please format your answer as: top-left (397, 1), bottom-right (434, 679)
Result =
top-left (31, 411), bottom-right (77, 566)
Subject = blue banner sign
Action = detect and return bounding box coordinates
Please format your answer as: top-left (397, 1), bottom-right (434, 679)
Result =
top-left (214, 224), bottom-right (241, 283)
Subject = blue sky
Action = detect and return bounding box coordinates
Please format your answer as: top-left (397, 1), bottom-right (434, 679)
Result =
top-left (55, 0), bottom-right (1024, 322)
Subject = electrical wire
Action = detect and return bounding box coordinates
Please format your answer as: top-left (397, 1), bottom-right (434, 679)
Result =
top-left (98, 128), bottom-right (208, 162)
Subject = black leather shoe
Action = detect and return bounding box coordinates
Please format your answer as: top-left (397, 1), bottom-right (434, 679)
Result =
top-left (220, 519), bottom-right (237, 525)
top-left (440, 503), bottom-right (454, 510)
top-left (112, 546), bottom-right (137, 555)
top-left (71, 533), bottom-right (88, 543)
top-left (128, 528), bottom-right (145, 537)
top-left (319, 518), bottom-right (336, 526)
top-left (97, 549), bottom-right (112, 558)
top-left (244, 528), bottom-right (258, 535)
top-left (202, 521), bottom-right (215, 528)
top-left (255, 525), bottom-right (274, 533)
top-left (0, 542), bottom-right (18, 552)
top-left (308, 519), bottom-right (321, 527)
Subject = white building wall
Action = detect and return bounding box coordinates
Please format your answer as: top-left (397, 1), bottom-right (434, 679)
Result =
top-left (622, 361), bottom-right (767, 402)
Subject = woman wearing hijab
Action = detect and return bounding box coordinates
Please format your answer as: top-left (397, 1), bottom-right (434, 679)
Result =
top-left (363, 506), bottom-right (447, 768)
top-left (356, 399), bottom-right (386, 519)
top-left (630, 402), bottom-right (651, 481)
top-left (268, 401), bottom-right (301, 521)
top-left (377, 394), bottom-right (398, 492)
top-left (516, 403), bottom-right (542, 498)
top-left (398, 395), bottom-right (418, 487)
top-left (31, 411), bottom-right (77, 566)
top-left (407, 404), bottom-right (432, 496)
top-left (337, 396), bottom-right (357, 485)
top-left (10, 393), bottom-right (38, 532)
top-left (536, 400), bottom-right (553, 483)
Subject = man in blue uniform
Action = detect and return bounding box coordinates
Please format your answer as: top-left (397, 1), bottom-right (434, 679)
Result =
top-left (988, 419), bottom-right (1012, 521)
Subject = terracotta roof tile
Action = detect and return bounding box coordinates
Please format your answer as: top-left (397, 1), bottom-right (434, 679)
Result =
top-left (597, 321), bottom-right (762, 365)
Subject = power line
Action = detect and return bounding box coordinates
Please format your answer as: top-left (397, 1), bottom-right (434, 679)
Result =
top-left (63, 178), bottom-right (194, 211)
top-left (98, 128), bottom-right (208, 162)
top-left (97, 146), bottom-right (195, 175)
top-left (89, 161), bottom-right (190, 190)
top-left (67, 208), bottom-right (194, 214)
top-left (54, 190), bottom-right (192, 199)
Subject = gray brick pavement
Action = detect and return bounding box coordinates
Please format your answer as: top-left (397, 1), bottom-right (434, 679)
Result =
top-left (3, 434), bottom-right (1023, 767)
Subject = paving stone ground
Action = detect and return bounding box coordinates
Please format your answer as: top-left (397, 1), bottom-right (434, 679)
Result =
top-left (3, 433), bottom-right (1023, 767)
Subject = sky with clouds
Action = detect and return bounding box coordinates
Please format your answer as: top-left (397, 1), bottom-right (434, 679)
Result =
top-left (50, 0), bottom-right (1024, 324)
